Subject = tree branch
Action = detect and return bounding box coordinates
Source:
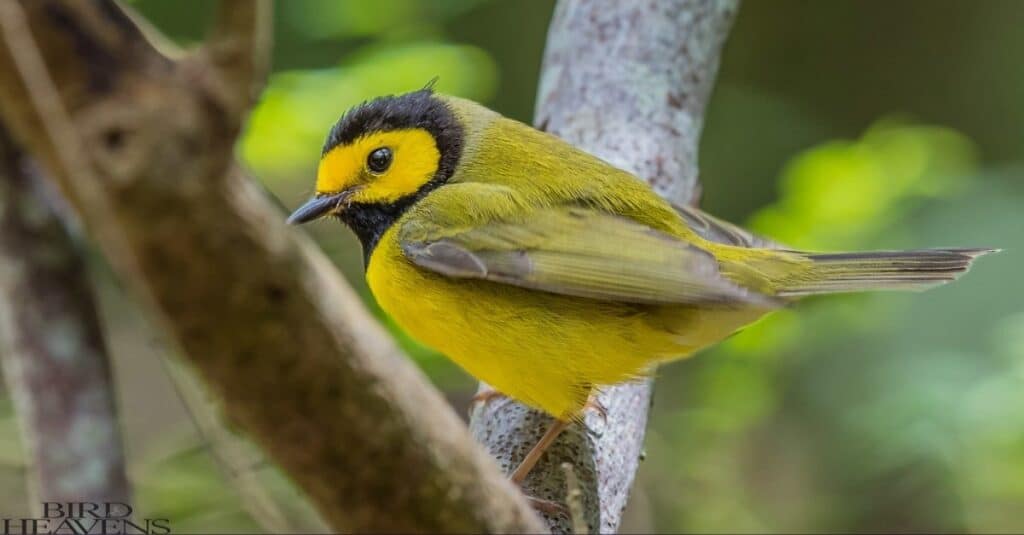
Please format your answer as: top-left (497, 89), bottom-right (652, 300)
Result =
top-left (0, 126), bottom-right (131, 513)
top-left (470, 1), bottom-right (739, 532)
top-left (204, 0), bottom-right (272, 126)
top-left (159, 353), bottom-right (330, 533)
top-left (0, 1), bottom-right (544, 532)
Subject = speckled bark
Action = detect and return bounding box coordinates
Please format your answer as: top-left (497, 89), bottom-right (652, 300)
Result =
top-left (470, 1), bottom-right (739, 533)
top-left (0, 127), bottom-right (131, 512)
top-left (0, 1), bottom-right (543, 532)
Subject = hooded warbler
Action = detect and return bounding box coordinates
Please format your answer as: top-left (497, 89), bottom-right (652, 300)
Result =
top-left (288, 88), bottom-right (993, 484)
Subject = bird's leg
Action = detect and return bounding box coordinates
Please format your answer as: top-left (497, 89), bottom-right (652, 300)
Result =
top-left (476, 392), bottom-right (606, 515)
top-left (468, 388), bottom-right (508, 419)
top-left (472, 391), bottom-right (572, 483)
top-left (471, 388), bottom-right (507, 407)
top-left (510, 418), bottom-right (569, 484)
top-left (509, 418), bottom-right (572, 516)
top-left (508, 394), bottom-right (606, 484)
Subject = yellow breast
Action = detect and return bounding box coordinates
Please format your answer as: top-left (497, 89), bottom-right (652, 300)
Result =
top-left (365, 225), bottom-right (765, 418)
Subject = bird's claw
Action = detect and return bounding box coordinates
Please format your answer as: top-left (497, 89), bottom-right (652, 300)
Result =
top-left (468, 389), bottom-right (508, 418)
top-left (581, 397), bottom-right (608, 439)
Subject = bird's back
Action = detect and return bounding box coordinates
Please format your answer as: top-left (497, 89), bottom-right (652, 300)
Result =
top-left (440, 95), bottom-right (700, 238)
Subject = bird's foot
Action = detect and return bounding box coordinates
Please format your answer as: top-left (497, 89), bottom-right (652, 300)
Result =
top-left (582, 397), bottom-right (607, 422)
top-left (471, 388), bottom-right (507, 406)
top-left (468, 388), bottom-right (508, 418)
top-left (579, 396), bottom-right (608, 439)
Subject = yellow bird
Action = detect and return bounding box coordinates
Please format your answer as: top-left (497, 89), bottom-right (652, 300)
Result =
top-left (288, 88), bottom-right (992, 488)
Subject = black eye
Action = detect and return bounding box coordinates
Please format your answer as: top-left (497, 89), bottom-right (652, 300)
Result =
top-left (367, 147), bottom-right (392, 173)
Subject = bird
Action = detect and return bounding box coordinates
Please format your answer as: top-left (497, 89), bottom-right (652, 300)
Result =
top-left (287, 87), bottom-right (993, 494)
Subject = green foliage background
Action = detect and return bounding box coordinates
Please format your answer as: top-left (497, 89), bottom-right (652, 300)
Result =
top-left (1, 1), bottom-right (1021, 533)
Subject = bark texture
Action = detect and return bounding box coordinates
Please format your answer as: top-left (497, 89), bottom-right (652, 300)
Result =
top-left (0, 1), bottom-right (543, 532)
top-left (470, 1), bottom-right (739, 533)
top-left (0, 127), bottom-right (131, 512)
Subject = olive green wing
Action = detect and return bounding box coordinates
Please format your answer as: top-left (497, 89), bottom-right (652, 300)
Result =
top-left (399, 205), bottom-right (779, 307)
top-left (672, 201), bottom-right (783, 249)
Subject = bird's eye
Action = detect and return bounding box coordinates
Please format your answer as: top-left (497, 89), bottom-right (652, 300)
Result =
top-left (367, 147), bottom-right (393, 174)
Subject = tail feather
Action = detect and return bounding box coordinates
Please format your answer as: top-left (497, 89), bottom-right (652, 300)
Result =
top-left (777, 248), bottom-right (997, 297)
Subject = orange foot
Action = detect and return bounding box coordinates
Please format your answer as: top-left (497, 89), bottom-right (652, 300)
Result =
top-left (468, 389), bottom-right (509, 418)
top-left (471, 388), bottom-right (507, 407)
top-left (581, 397), bottom-right (608, 423)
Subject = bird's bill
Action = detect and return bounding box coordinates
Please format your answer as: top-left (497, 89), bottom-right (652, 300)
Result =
top-left (286, 191), bottom-right (350, 225)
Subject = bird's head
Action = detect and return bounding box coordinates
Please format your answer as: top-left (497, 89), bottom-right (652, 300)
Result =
top-left (286, 88), bottom-right (464, 227)
top-left (286, 88), bottom-right (464, 259)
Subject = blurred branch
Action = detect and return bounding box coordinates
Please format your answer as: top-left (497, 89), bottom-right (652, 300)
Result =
top-left (205, 0), bottom-right (272, 126)
top-left (470, 0), bottom-right (739, 532)
top-left (160, 354), bottom-right (330, 534)
top-left (0, 126), bottom-right (131, 513)
top-left (0, 0), bottom-right (543, 532)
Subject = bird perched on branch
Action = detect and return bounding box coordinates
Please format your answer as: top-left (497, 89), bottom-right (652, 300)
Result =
top-left (288, 88), bottom-right (993, 498)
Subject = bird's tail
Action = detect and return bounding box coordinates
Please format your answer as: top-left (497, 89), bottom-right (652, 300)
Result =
top-left (775, 248), bottom-right (997, 297)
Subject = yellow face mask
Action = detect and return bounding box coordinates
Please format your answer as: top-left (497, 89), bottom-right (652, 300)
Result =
top-left (316, 128), bottom-right (440, 205)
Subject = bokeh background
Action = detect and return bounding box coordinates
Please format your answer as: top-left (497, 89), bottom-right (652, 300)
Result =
top-left (2, 1), bottom-right (1022, 532)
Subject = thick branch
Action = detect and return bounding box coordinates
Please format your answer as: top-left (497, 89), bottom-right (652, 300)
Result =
top-left (0, 127), bottom-right (131, 512)
top-left (470, 1), bottom-right (739, 533)
top-left (0, 1), bottom-right (543, 532)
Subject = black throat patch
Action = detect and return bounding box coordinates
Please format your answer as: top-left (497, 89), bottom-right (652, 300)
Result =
top-left (324, 89), bottom-right (464, 264)
top-left (335, 196), bottom-right (421, 265)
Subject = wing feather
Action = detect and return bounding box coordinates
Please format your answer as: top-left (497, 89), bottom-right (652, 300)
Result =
top-left (671, 202), bottom-right (783, 249)
top-left (400, 206), bottom-right (778, 307)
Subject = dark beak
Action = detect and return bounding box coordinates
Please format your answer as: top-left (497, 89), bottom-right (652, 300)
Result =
top-left (286, 193), bottom-right (347, 225)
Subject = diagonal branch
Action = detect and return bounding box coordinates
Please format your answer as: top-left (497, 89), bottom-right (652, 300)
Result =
top-left (470, 1), bottom-right (740, 533)
top-left (0, 0), bottom-right (544, 532)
